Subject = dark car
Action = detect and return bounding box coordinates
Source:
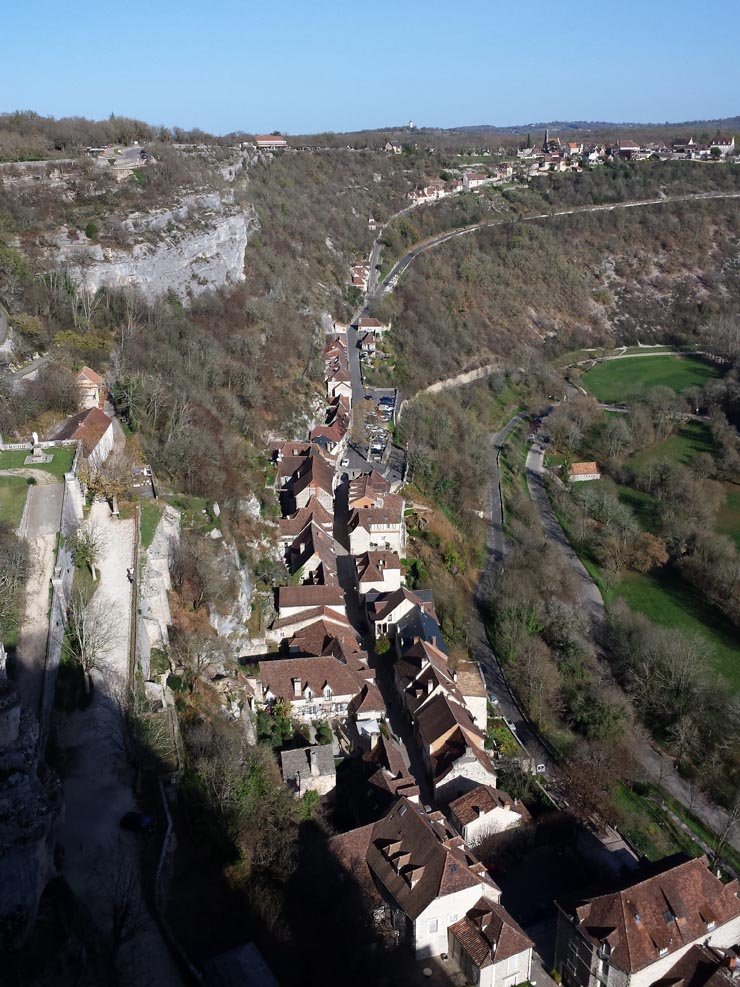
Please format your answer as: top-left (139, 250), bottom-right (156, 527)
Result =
top-left (120, 811), bottom-right (155, 834)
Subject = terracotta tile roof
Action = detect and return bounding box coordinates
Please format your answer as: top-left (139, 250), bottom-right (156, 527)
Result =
top-left (76, 365), bottom-right (104, 384)
top-left (329, 823), bottom-right (382, 906)
top-left (569, 461), bottom-right (600, 476)
top-left (449, 897), bottom-right (533, 969)
top-left (357, 317), bottom-right (385, 329)
top-left (349, 681), bottom-right (386, 716)
top-left (288, 620), bottom-right (360, 658)
top-left (449, 785), bottom-right (532, 828)
top-left (561, 856), bottom-right (740, 974)
top-left (372, 588), bottom-right (431, 624)
top-left (356, 551), bottom-right (401, 584)
top-left (365, 798), bottom-right (499, 920)
top-left (52, 407), bottom-right (112, 457)
top-left (291, 453), bottom-right (335, 498)
top-left (415, 692), bottom-right (484, 748)
top-left (272, 606), bottom-right (351, 632)
top-left (258, 656), bottom-right (364, 703)
top-left (349, 470), bottom-right (391, 507)
top-left (277, 585), bottom-right (345, 610)
top-left (277, 497), bottom-right (334, 539)
top-left (652, 945), bottom-right (739, 987)
top-left (288, 522), bottom-right (340, 583)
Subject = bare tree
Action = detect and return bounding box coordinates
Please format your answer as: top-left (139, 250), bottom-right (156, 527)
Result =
top-left (64, 590), bottom-right (117, 693)
top-left (92, 841), bottom-right (149, 981)
top-left (70, 520), bottom-right (105, 581)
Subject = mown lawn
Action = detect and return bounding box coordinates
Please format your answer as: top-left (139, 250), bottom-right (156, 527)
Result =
top-left (0, 476), bottom-right (31, 528)
top-left (625, 420), bottom-right (714, 470)
top-left (0, 446), bottom-right (75, 477)
top-left (612, 782), bottom-right (703, 862)
top-left (605, 568), bottom-right (740, 689)
top-left (140, 500), bottom-right (163, 549)
top-left (581, 355), bottom-right (720, 404)
top-left (717, 484), bottom-right (740, 552)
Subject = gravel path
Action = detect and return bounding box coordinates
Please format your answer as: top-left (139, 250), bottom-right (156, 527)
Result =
top-left (58, 502), bottom-right (184, 984)
top-left (15, 531), bottom-right (57, 714)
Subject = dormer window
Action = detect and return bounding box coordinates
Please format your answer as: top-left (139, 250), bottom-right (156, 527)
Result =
top-left (305, 688), bottom-right (313, 700)
top-left (707, 921), bottom-right (716, 931)
top-left (634, 913), bottom-right (641, 925)
top-left (324, 685), bottom-right (333, 698)
top-left (659, 948), bottom-right (668, 957)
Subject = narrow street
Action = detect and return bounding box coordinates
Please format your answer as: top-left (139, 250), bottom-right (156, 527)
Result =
top-left (332, 476), bottom-right (434, 804)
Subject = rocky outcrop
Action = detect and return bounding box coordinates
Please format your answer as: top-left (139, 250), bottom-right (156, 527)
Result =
top-left (42, 193), bottom-right (259, 302)
top-left (208, 542), bottom-right (254, 653)
top-left (0, 643), bottom-right (63, 949)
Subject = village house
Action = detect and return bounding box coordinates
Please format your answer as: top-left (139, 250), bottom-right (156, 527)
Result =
top-left (356, 316), bottom-right (390, 336)
top-left (285, 618), bottom-right (367, 664)
top-left (277, 496), bottom-right (334, 550)
top-left (257, 655), bottom-right (372, 722)
top-left (349, 469), bottom-right (391, 508)
top-left (285, 521), bottom-right (341, 584)
top-left (710, 136), bottom-right (735, 157)
top-left (331, 797), bottom-right (501, 959)
top-left (448, 785), bottom-right (532, 846)
top-left (370, 588), bottom-right (437, 640)
top-left (650, 944), bottom-right (740, 987)
top-left (413, 691), bottom-right (498, 803)
top-left (270, 604), bottom-right (355, 644)
top-left (275, 584), bottom-right (346, 621)
top-left (289, 453), bottom-right (335, 511)
top-left (324, 336), bottom-right (353, 401)
top-left (310, 395), bottom-right (350, 458)
top-left (75, 366), bottom-right (105, 409)
top-left (359, 331), bottom-right (376, 354)
top-left (255, 134), bottom-right (288, 150)
top-left (280, 744), bottom-right (336, 797)
top-left (349, 679), bottom-right (388, 750)
top-left (348, 490), bottom-right (406, 555)
top-left (365, 736), bottom-right (421, 806)
top-left (569, 462), bottom-right (601, 482)
top-left (448, 897), bottom-right (534, 987)
top-left (554, 855), bottom-right (740, 987)
top-left (384, 140), bottom-right (403, 154)
top-left (356, 550), bottom-right (402, 597)
top-left (51, 407), bottom-right (114, 471)
top-left (463, 172), bottom-right (489, 191)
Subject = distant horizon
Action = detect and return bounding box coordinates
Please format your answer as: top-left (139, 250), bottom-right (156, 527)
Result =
top-left (2, 108), bottom-right (740, 140)
top-left (3, 0), bottom-right (739, 135)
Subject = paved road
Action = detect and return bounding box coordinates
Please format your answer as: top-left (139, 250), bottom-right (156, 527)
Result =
top-left (371, 190), bottom-right (740, 301)
top-left (525, 444), bottom-right (605, 639)
top-left (26, 481), bottom-right (64, 537)
top-left (486, 414), bottom-right (526, 567)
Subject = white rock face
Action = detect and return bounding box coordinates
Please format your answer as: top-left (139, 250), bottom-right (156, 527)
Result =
top-left (208, 542), bottom-right (254, 652)
top-left (47, 193), bottom-right (259, 302)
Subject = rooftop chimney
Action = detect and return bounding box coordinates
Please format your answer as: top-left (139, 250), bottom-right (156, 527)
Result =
top-left (309, 747), bottom-right (320, 777)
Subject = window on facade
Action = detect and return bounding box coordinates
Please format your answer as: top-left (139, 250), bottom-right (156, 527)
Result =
top-left (427, 918), bottom-right (438, 935)
top-left (448, 913), bottom-right (458, 925)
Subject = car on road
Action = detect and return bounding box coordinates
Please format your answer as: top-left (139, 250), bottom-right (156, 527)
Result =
top-left (120, 811), bottom-right (155, 834)
top-left (536, 763), bottom-right (546, 774)
top-left (487, 693), bottom-right (499, 705)
top-left (340, 458), bottom-right (350, 468)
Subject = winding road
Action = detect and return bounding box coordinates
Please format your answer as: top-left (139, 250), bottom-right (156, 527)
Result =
top-left (371, 189), bottom-right (740, 302)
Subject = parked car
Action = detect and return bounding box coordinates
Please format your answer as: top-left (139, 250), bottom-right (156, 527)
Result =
top-left (120, 811), bottom-right (155, 834)
top-left (536, 763), bottom-right (546, 774)
top-left (487, 692), bottom-right (499, 705)
top-left (340, 458), bottom-right (350, 468)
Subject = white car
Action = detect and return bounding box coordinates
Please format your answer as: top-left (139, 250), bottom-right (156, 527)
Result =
top-left (340, 458), bottom-right (350, 468)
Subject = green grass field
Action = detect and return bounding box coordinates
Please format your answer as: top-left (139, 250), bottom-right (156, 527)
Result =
top-left (0, 446), bottom-right (75, 477)
top-left (0, 476), bottom-right (32, 529)
top-left (581, 355), bottom-right (720, 404)
top-left (625, 420), bottom-right (714, 470)
top-left (718, 485), bottom-right (740, 552)
top-left (140, 501), bottom-right (163, 549)
top-left (605, 568), bottom-right (740, 689)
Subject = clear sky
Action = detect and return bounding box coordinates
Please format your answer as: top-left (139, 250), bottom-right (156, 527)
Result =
top-left (3, 0), bottom-right (739, 134)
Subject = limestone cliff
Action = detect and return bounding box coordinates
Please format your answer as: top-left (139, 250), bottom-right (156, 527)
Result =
top-left (42, 192), bottom-right (259, 302)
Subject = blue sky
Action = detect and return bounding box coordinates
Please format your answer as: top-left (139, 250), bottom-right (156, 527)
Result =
top-left (3, 0), bottom-right (739, 134)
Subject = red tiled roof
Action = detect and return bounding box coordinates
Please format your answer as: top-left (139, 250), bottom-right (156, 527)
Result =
top-left (277, 585), bottom-right (345, 610)
top-left (258, 655), bottom-right (363, 703)
top-left (449, 785), bottom-right (532, 828)
top-left (449, 897), bottom-right (533, 969)
top-left (562, 857), bottom-right (740, 974)
top-left (52, 407), bottom-right (112, 457)
top-left (570, 461), bottom-right (599, 476)
top-left (76, 366), bottom-right (104, 384)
